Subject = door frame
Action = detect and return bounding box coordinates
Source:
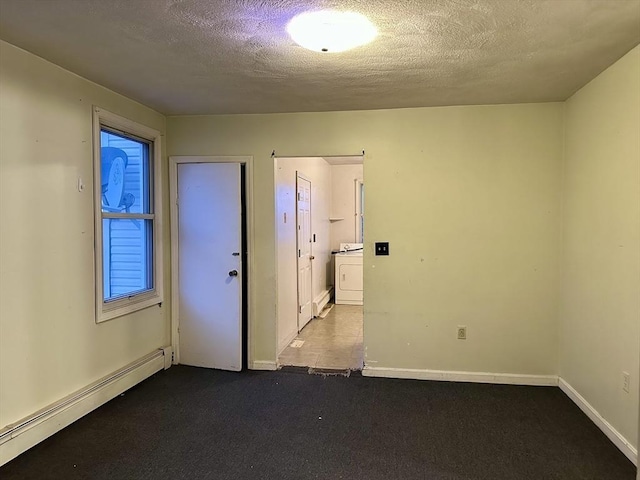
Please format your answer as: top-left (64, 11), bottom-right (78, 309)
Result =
top-left (273, 153), bottom-right (365, 363)
top-left (355, 178), bottom-right (364, 243)
top-left (169, 155), bottom-right (255, 367)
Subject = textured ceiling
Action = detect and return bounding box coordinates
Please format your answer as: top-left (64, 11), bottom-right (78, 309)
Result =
top-left (0, 0), bottom-right (638, 115)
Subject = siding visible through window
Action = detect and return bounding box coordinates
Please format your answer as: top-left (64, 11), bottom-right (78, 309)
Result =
top-left (101, 132), bottom-right (148, 299)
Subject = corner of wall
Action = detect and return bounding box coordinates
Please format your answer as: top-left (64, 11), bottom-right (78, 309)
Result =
top-left (556, 98), bottom-right (569, 378)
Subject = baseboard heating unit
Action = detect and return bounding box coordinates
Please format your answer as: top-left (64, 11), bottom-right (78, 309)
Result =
top-left (0, 347), bottom-right (171, 465)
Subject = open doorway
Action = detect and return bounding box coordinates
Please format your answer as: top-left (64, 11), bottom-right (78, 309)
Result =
top-left (275, 155), bottom-right (364, 371)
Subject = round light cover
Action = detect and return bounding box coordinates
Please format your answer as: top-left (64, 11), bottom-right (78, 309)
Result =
top-left (287, 10), bottom-right (377, 53)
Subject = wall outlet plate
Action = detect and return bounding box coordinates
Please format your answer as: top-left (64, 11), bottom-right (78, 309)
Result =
top-left (622, 372), bottom-right (630, 393)
top-left (457, 326), bottom-right (467, 340)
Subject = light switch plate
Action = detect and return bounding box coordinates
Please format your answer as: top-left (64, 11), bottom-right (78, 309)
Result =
top-left (375, 242), bottom-right (389, 256)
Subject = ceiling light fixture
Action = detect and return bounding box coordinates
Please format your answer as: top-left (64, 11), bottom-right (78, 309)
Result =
top-left (287, 10), bottom-right (377, 53)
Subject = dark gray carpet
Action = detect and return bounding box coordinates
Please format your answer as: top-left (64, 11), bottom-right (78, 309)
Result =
top-left (1, 366), bottom-right (635, 480)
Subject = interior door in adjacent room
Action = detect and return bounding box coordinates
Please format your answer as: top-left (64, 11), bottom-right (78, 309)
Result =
top-left (177, 162), bottom-right (242, 371)
top-left (296, 174), bottom-right (313, 331)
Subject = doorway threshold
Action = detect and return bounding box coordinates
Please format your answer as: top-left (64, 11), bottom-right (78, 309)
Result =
top-left (278, 365), bottom-right (362, 378)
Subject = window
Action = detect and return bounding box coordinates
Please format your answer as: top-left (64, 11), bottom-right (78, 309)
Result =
top-left (93, 107), bottom-right (163, 322)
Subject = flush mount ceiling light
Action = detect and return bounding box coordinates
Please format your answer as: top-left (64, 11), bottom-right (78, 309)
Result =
top-left (287, 10), bottom-right (377, 53)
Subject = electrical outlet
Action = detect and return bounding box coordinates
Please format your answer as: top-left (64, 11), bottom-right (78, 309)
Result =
top-left (457, 326), bottom-right (467, 340)
top-left (622, 372), bottom-right (630, 393)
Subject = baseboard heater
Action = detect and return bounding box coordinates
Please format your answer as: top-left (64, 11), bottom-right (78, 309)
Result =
top-left (312, 287), bottom-right (333, 317)
top-left (0, 347), bottom-right (171, 466)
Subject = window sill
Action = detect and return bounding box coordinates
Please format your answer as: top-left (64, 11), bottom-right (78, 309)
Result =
top-left (96, 291), bottom-right (162, 323)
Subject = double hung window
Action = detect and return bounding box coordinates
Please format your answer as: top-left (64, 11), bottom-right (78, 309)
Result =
top-left (93, 108), bottom-right (162, 322)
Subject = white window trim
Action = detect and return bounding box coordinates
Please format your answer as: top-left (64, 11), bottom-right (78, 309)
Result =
top-left (93, 107), bottom-right (164, 323)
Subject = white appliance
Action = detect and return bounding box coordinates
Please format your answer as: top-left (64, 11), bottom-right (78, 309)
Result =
top-left (334, 243), bottom-right (363, 305)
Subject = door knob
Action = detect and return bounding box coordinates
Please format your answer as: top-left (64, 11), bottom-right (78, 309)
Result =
top-left (229, 270), bottom-right (238, 277)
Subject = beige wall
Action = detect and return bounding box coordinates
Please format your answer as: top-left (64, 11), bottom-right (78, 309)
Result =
top-left (2, 33), bottom-right (638, 466)
top-left (0, 41), bottom-right (170, 427)
top-left (168, 102), bottom-right (564, 375)
top-left (330, 164), bottom-right (364, 251)
top-left (560, 45), bottom-right (640, 451)
top-left (3, 36), bottom-right (637, 464)
top-left (276, 157), bottom-right (332, 352)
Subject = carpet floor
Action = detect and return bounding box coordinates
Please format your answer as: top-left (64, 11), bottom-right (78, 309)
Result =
top-left (1, 366), bottom-right (635, 480)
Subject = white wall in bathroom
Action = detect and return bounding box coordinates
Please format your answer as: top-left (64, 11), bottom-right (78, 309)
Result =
top-left (330, 164), bottom-right (364, 251)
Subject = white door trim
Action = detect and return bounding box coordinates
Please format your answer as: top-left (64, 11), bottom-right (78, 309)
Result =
top-left (355, 177), bottom-right (364, 243)
top-left (169, 155), bottom-right (254, 367)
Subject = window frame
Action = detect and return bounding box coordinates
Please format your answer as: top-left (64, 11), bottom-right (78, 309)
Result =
top-left (93, 107), bottom-right (163, 323)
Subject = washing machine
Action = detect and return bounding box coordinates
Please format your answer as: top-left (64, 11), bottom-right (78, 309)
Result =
top-left (334, 243), bottom-right (363, 305)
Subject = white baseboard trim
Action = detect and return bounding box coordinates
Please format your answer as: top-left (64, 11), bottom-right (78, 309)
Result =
top-left (559, 378), bottom-right (637, 465)
top-left (361, 366), bottom-right (559, 386)
top-left (312, 288), bottom-right (333, 317)
top-left (250, 360), bottom-right (278, 371)
top-left (0, 347), bottom-right (170, 466)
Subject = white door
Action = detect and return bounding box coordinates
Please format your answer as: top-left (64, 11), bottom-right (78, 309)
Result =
top-left (177, 163), bottom-right (242, 371)
top-left (296, 175), bottom-right (313, 330)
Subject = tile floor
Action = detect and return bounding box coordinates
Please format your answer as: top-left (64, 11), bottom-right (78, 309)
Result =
top-left (278, 304), bottom-right (363, 370)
